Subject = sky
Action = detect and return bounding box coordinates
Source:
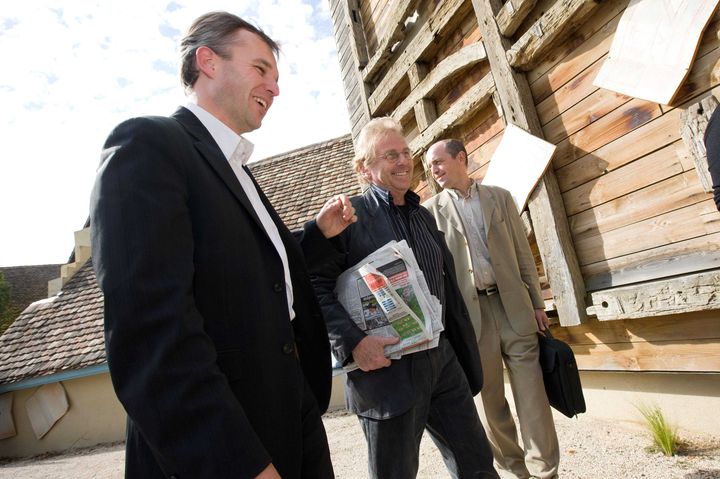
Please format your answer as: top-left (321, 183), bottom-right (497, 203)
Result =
top-left (0, 0), bottom-right (350, 266)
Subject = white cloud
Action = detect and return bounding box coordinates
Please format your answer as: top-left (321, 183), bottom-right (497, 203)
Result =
top-left (0, 0), bottom-right (350, 266)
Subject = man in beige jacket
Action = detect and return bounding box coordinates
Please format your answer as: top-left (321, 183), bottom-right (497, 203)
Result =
top-left (423, 139), bottom-right (559, 479)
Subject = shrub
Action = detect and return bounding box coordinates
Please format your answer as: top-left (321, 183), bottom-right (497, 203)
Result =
top-left (636, 403), bottom-right (679, 456)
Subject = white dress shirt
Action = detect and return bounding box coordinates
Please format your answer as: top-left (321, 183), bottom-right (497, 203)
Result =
top-left (185, 102), bottom-right (295, 320)
top-left (448, 180), bottom-right (496, 290)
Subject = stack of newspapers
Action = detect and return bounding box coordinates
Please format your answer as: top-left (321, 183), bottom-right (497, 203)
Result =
top-left (335, 240), bottom-right (444, 372)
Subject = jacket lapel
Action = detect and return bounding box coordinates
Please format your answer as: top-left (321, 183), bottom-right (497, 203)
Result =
top-left (477, 184), bottom-right (497, 240)
top-left (438, 190), bottom-right (467, 238)
top-left (171, 107), bottom-right (268, 237)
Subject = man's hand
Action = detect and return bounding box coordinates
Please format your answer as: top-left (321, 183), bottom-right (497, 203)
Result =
top-left (316, 194), bottom-right (357, 238)
top-left (256, 464), bottom-right (281, 478)
top-left (534, 308), bottom-right (550, 332)
top-left (352, 335), bottom-right (400, 372)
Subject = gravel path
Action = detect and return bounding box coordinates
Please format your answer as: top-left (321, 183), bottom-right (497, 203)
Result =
top-left (1, 410), bottom-right (718, 478)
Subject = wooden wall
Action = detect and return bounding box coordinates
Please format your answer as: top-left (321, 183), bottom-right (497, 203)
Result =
top-left (328, 0), bottom-right (720, 372)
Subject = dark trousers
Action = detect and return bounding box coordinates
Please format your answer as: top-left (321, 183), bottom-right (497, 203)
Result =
top-left (358, 338), bottom-right (498, 479)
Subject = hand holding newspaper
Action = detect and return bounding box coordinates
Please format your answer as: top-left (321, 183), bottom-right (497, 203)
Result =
top-left (335, 240), bottom-right (444, 372)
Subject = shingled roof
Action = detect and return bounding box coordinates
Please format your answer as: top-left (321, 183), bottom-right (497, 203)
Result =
top-left (249, 134), bottom-right (361, 230)
top-left (0, 264), bottom-right (61, 314)
top-left (0, 134), bottom-right (358, 388)
top-left (0, 260), bottom-right (104, 385)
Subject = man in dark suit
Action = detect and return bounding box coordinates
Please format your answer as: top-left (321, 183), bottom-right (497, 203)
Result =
top-left (90, 12), bottom-right (355, 479)
top-left (309, 117), bottom-right (498, 479)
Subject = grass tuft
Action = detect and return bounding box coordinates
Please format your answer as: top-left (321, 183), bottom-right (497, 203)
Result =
top-left (636, 403), bottom-right (679, 456)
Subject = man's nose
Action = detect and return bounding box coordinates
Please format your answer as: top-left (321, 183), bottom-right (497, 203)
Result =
top-left (268, 78), bottom-right (280, 97)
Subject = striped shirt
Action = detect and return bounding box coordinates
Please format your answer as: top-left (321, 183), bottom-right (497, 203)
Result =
top-left (368, 184), bottom-right (445, 307)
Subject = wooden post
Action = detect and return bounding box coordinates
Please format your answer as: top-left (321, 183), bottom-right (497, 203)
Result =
top-left (681, 95), bottom-right (719, 193)
top-left (471, 0), bottom-right (588, 326)
top-left (408, 62), bottom-right (441, 195)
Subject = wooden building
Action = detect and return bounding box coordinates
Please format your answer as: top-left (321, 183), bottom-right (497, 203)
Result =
top-left (328, 0), bottom-right (720, 433)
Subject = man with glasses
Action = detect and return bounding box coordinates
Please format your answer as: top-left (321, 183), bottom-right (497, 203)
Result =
top-left (309, 117), bottom-right (498, 479)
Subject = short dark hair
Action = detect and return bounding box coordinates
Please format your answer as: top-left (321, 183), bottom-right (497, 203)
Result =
top-left (443, 139), bottom-right (468, 164)
top-left (179, 11), bottom-right (280, 91)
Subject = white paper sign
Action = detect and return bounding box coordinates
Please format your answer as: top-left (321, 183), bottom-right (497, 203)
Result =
top-left (481, 123), bottom-right (556, 212)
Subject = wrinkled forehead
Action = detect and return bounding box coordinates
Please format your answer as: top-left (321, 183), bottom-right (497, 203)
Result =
top-left (372, 130), bottom-right (408, 154)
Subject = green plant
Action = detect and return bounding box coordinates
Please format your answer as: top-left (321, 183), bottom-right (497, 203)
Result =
top-left (636, 403), bottom-right (679, 456)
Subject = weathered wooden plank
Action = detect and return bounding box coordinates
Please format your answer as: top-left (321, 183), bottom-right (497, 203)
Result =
top-left (507, 0), bottom-right (602, 72)
top-left (562, 140), bottom-right (686, 217)
top-left (587, 270), bottom-right (720, 321)
top-left (407, 63), bottom-right (437, 131)
top-left (542, 73), bottom-right (632, 144)
top-left (681, 95), bottom-right (719, 192)
top-left (392, 42), bottom-right (488, 124)
top-left (552, 98), bottom-right (662, 170)
top-left (367, 0), bottom-right (469, 115)
top-left (536, 57), bottom-right (610, 127)
top-left (472, 0), bottom-right (588, 327)
top-left (556, 108), bottom-right (683, 192)
top-left (570, 170), bottom-right (708, 241)
top-left (407, 62), bottom-right (440, 195)
top-left (672, 44), bottom-right (720, 106)
top-left (407, 75), bottom-right (496, 155)
top-left (361, 0), bottom-right (417, 82)
top-left (552, 310), bottom-right (720, 346)
top-left (496, 0), bottom-right (538, 37)
top-left (576, 200), bottom-right (720, 265)
top-left (584, 236), bottom-right (720, 290)
top-left (336, 0), bottom-right (373, 144)
top-left (528, 0), bottom-right (629, 95)
top-left (344, 0), bottom-right (369, 69)
top-left (572, 339), bottom-right (720, 372)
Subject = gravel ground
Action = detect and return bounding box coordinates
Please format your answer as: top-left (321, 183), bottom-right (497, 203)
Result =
top-left (1, 409), bottom-right (718, 478)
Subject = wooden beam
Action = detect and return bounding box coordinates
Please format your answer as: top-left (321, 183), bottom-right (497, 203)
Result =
top-left (392, 42), bottom-right (487, 124)
top-left (361, 0), bottom-right (417, 83)
top-left (681, 95), bottom-right (719, 193)
top-left (344, 0), bottom-right (369, 69)
top-left (587, 270), bottom-right (720, 321)
top-left (408, 75), bottom-right (496, 155)
top-left (472, 0), bottom-right (588, 326)
top-left (334, 0), bottom-right (373, 141)
top-left (496, 0), bottom-right (538, 37)
top-left (407, 62), bottom-right (440, 195)
top-left (507, 0), bottom-right (602, 71)
top-left (367, 0), bottom-right (468, 115)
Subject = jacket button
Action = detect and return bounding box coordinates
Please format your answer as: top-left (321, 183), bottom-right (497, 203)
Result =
top-left (273, 283), bottom-right (283, 293)
top-left (282, 343), bottom-right (294, 355)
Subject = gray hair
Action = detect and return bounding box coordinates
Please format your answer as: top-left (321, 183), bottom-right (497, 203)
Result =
top-left (353, 117), bottom-right (404, 182)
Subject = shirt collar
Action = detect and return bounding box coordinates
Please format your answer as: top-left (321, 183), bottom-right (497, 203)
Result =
top-left (369, 183), bottom-right (420, 208)
top-left (185, 102), bottom-right (255, 165)
top-left (447, 178), bottom-right (478, 201)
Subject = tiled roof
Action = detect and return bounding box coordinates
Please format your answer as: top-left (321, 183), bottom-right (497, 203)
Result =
top-left (0, 260), bottom-right (104, 385)
top-left (0, 134), bottom-right (359, 387)
top-left (249, 134), bottom-right (361, 230)
top-left (0, 264), bottom-right (61, 313)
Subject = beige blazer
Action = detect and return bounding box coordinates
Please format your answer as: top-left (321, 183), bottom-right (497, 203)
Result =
top-left (424, 184), bottom-right (544, 337)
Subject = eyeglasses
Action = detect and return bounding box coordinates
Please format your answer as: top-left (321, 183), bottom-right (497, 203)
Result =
top-left (376, 148), bottom-right (412, 163)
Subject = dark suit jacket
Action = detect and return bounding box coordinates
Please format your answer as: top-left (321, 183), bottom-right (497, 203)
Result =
top-left (704, 106), bottom-right (720, 211)
top-left (309, 188), bottom-right (483, 420)
top-left (90, 107), bottom-right (331, 478)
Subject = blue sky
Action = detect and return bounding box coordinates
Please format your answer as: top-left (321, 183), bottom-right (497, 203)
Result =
top-left (0, 0), bottom-right (350, 266)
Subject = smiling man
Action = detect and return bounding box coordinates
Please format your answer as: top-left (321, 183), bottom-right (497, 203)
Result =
top-left (90, 11), bottom-right (356, 479)
top-left (309, 117), bottom-right (498, 479)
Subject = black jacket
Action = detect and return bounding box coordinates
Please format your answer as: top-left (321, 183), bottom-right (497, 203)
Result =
top-left (91, 107), bottom-right (331, 478)
top-left (309, 188), bottom-right (483, 420)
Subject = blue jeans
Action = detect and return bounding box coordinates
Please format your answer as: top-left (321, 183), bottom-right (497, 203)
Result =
top-left (358, 338), bottom-right (498, 479)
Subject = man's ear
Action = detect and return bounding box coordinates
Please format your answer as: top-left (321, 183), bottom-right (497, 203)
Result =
top-left (458, 151), bottom-right (468, 167)
top-left (196, 46), bottom-right (217, 79)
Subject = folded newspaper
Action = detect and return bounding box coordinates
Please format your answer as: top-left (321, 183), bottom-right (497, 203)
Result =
top-left (335, 240), bottom-right (444, 372)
